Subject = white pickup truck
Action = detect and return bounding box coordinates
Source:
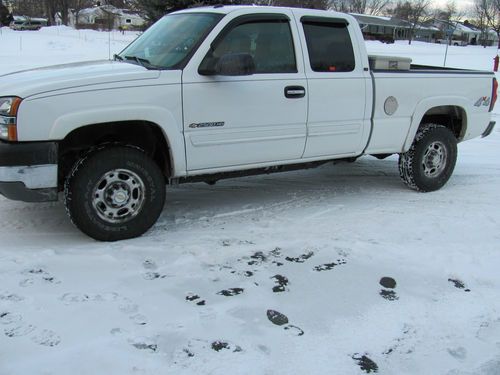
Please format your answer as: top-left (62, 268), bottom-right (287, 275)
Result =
top-left (0, 6), bottom-right (497, 241)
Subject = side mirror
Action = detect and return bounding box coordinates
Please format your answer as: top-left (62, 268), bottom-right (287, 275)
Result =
top-left (215, 53), bottom-right (255, 76)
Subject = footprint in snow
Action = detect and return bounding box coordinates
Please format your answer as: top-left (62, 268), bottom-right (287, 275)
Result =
top-left (266, 310), bottom-right (304, 336)
top-left (118, 298), bottom-right (139, 315)
top-left (20, 268), bottom-right (60, 287)
top-left (352, 354), bottom-right (379, 373)
top-left (0, 312), bottom-right (22, 325)
top-left (285, 251), bottom-right (314, 263)
top-left (448, 278), bottom-right (471, 292)
top-left (211, 340), bottom-right (242, 353)
top-left (382, 324), bottom-right (417, 356)
top-left (217, 288), bottom-right (244, 297)
top-left (175, 339), bottom-right (242, 362)
top-left (379, 277), bottom-right (399, 301)
top-left (186, 293), bottom-right (206, 306)
top-left (132, 341), bottom-right (158, 352)
top-left (229, 270), bottom-right (254, 278)
top-left (447, 346), bottom-right (467, 360)
top-left (241, 247), bottom-right (282, 266)
top-left (0, 292), bottom-right (24, 302)
top-left (142, 260), bottom-right (168, 280)
top-left (221, 239), bottom-right (255, 247)
top-left (31, 329), bottom-right (61, 347)
top-left (60, 292), bottom-right (120, 304)
top-left (313, 259), bottom-right (347, 272)
top-left (142, 259), bottom-right (157, 270)
top-left (4, 324), bottom-right (36, 337)
top-left (143, 272), bottom-right (167, 280)
top-left (130, 314), bottom-right (148, 326)
top-left (247, 251), bottom-right (267, 266)
top-left (271, 275), bottom-right (289, 293)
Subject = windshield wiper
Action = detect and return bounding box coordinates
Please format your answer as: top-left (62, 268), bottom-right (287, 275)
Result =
top-left (124, 55), bottom-right (160, 70)
top-left (113, 54), bottom-right (124, 61)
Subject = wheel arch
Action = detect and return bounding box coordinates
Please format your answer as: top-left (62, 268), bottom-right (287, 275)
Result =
top-left (58, 121), bottom-right (175, 188)
top-left (403, 98), bottom-right (470, 152)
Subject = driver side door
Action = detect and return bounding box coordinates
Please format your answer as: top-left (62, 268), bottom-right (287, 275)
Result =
top-left (182, 12), bottom-right (308, 172)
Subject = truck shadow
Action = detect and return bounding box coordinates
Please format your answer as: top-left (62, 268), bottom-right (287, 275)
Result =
top-left (0, 157), bottom-right (405, 244)
top-left (158, 157), bottom-right (404, 226)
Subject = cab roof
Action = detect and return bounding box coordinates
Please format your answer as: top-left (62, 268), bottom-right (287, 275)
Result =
top-left (171, 5), bottom-right (349, 20)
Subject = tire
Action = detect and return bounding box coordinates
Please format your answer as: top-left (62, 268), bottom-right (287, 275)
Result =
top-left (399, 124), bottom-right (457, 192)
top-left (64, 146), bottom-right (166, 241)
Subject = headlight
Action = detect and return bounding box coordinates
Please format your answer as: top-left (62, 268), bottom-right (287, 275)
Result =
top-left (0, 97), bottom-right (22, 116)
top-left (0, 97), bottom-right (22, 141)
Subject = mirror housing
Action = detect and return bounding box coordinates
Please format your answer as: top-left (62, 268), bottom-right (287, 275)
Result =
top-left (215, 53), bottom-right (255, 76)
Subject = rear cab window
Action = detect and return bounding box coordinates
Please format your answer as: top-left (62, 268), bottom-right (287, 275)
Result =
top-left (301, 16), bottom-right (355, 73)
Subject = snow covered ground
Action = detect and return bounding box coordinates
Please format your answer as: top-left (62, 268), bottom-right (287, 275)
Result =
top-left (0, 26), bottom-right (500, 375)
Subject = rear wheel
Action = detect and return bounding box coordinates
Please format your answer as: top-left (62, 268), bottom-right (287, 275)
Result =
top-left (399, 124), bottom-right (457, 192)
top-left (64, 146), bottom-right (165, 241)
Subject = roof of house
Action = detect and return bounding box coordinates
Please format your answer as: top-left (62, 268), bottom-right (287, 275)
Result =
top-left (350, 13), bottom-right (411, 28)
top-left (76, 5), bottom-right (142, 19)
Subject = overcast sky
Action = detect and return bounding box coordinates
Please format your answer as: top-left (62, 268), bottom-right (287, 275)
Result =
top-left (431, 0), bottom-right (476, 17)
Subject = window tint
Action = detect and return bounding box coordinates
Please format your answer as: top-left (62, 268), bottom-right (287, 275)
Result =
top-left (302, 21), bottom-right (355, 72)
top-left (200, 20), bottom-right (297, 74)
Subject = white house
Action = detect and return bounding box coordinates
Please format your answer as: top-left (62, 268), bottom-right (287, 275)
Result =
top-left (69, 5), bottom-right (145, 30)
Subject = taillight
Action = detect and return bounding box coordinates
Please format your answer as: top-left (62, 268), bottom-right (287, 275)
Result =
top-left (490, 77), bottom-right (498, 112)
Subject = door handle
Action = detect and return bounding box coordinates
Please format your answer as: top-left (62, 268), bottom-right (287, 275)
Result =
top-left (285, 86), bottom-right (306, 99)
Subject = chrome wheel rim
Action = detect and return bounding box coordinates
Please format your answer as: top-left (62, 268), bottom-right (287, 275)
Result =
top-left (92, 169), bottom-right (146, 224)
top-left (422, 141), bottom-right (447, 178)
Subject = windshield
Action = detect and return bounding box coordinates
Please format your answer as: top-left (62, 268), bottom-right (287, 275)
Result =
top-left (118, 13), bottom-right (224, 70)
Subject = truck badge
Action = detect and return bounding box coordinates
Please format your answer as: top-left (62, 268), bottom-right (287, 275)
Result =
top-left (474, 97), bottom-right (491, 107)
top-left (189, 122), bottom-right (225, 129)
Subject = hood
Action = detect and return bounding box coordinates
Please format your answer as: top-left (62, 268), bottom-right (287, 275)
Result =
top-left (0, 60), bottom-right (162, 98)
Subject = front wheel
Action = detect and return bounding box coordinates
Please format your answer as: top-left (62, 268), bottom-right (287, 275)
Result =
top-left (399, 124), bottom-right (457, 192)
top-left (64, 146), bottom-right (166, 241)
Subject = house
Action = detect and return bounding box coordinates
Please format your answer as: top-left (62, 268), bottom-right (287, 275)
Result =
top-left (428, 19), bottom-right (481, 45)
top-left (350, 13), bottom-right (439, 43)
top-left (69, 5), bottom-right (145, 30)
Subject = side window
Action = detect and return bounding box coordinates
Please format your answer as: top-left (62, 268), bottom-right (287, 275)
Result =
top-left (302, 20), bottom-right (355, 72)
top-left (200, 19), bottom-right (297, 74)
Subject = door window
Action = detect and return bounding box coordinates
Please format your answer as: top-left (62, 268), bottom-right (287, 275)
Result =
top-left (200, 19), bottom-right (297, 74)
top-left (302, 20), bottom-right (355, 72)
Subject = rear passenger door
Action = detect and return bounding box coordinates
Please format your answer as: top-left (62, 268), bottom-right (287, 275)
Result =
top-left (298, 16), bottom-right (371, 158)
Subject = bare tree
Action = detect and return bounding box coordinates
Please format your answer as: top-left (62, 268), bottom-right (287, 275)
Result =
top-left (434, 1), bottom-right (466, 45)
top-left (72, 0), bottom-right (93, 26)
top-left (328, 0), bottom-right (391, 15)
top-left (473, 0), bottom-right (491, 46)
top-left (393, 0), bottom-right (432, 44)
top-left (479, 0), bottom-right (500, 48)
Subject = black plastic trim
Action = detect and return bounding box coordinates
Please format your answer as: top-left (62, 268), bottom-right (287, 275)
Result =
top-left (482, 121), bottom-right (496, 138)
top-left (284, 85), bottom-right (306, 98)
top-left (179, 157), bottom-right (359, 185)
top-left (0, 182), bottom-right (57, 202)
top-left (0, 141), bottom-right (58, 167)
top-left (300, 16), bottom-right (349, 26)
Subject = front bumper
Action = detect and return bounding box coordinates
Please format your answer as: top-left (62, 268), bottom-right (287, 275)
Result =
top-left (0, 141), bottom-right (58, 202)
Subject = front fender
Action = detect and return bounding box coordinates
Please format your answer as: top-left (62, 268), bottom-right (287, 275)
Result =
top-left (49, 106), bottom-right (186, 177)
top-left (17, 81), bottom-right (186, 176)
